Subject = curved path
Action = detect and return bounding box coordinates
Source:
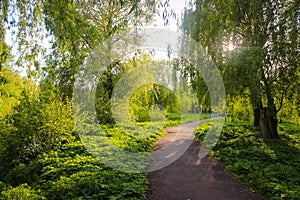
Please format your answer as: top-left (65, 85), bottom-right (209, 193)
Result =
top-left (147, 119), bottom-right (267, 200)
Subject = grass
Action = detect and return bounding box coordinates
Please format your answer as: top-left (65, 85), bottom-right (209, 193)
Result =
top-left (165, 112), bottom-right (212, 127)
top-left (194, 120), bottom-right (300, 199)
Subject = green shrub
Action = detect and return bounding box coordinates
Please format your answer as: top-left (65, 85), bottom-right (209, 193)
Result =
top-left (0, 184), bottom-right (46, 200)
top-left (0, 92), bottom-right (76, 177)
top-left (0, 182), bottom-right (7, 193)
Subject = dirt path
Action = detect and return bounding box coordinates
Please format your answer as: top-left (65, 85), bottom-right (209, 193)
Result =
top-left (147, 119), bottom-right (267, 200)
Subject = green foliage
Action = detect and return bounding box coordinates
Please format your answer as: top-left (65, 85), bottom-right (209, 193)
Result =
top-left (43, 171), bottom-right (147, 200)
top-left (182, 0), bottom-right (299, 137)
top-left (0, 184), bottom-right (46, 200)
top-left (277, 94), bottom-right (300, 124)
top-left (2, 0), bottom-right (158, 97)
top-left (39, 142), bottom-right (149, 199)
top-left (0, 67), bottom-right (36, 117)
top-left (96, 67), bottom-right (123, 124)
top-left (0, 182), bottom-right (7, 193)
top-left (226, 94), bottom-right (254, 122)
top-left (2, 139), bottom-right (150, 199)
top-left (99, 125), bottom-right (165, 154)
top-left (0, 91), bottom-right (76, 177)
top-left (129, 84), bottom-right (180, 122)
top-left (195, 120), bottom-right (300, 199)
top-left (95, 55), bottom-right (185, 125)
top-left (0, 41), bottom-right (9, 70)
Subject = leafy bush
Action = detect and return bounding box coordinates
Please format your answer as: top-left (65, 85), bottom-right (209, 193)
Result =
top-left (194, 120), bottom-right (300, 199)
top-left (0, 184), bottom-right (46, 200)
top-left (0, 92), bottom-right (76, 177)
top-left (0, 182), bottom-right (7, 193)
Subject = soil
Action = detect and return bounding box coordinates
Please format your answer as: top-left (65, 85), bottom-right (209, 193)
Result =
top-left (147, 120), bottom-right (268, 200)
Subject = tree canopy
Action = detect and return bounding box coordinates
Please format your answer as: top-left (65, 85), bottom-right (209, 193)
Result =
top-left (182, 0), bottom-right (299, 138)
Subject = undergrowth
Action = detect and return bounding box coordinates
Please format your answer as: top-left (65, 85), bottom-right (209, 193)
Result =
top-left (0, 113), bottom-right (210, 199)
top-left (194, 120), bottom-right (300, 199)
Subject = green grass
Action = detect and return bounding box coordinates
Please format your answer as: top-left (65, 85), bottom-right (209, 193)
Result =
top-left (164, 112), bottom-right (212, 127)
top-left (131, 112), bottom-right (212, 128)
top-left (194, 120), bottom-right (300, 199)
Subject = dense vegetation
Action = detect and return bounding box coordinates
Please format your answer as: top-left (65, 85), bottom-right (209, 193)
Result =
top-left (195, 120), bottom-right (300, 199)
top-left (0, 83), bottom-right (207, 199)
top-left (0, 0), bottom-right (299, 199)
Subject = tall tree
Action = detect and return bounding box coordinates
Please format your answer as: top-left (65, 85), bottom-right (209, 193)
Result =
top-left (1, 0), bottom-right (159, 98)
top-left (182, 0), bottom-right (299, 138)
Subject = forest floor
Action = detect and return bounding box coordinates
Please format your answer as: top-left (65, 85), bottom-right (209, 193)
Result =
top-left (147, 120), bottom-right (268, 200)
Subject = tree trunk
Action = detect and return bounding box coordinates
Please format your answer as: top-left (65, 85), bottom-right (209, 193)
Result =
top-left (253, 107), bottom-right (260, 127)
top-left (250, 92), bottom-right (261, 128)
top-left (259, 107), bottom-right (279, 139)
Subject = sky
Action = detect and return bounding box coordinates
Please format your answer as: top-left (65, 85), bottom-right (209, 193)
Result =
top-left (150, 0), bottom-right (187, 31)
top-left (144, 0), bottom-right (188, 60)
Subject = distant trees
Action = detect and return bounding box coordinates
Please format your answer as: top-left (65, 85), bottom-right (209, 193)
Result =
top-left (182, 0), bottom-right (299, 138)
top-left (95, 54), bottom-right (196, 124)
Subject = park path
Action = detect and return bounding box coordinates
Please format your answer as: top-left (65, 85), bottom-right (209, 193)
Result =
top-left (147, 119), bottom-right (267, 200)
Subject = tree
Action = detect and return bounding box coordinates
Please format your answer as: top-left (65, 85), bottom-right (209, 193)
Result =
top-left (1, 0), bottom-right (153, 96)
top-left (1, 0), bottom-right (176, 99)
top-left (95, 54), bottom-right (181, 124)
top-left (182, 0), bottom-right (299, 138)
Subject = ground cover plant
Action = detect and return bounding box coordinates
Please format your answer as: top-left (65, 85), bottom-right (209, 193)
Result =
top-left (0, 107), bottom-right (209, 199)
top-left (194, 120), bottom-right (300, 199)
